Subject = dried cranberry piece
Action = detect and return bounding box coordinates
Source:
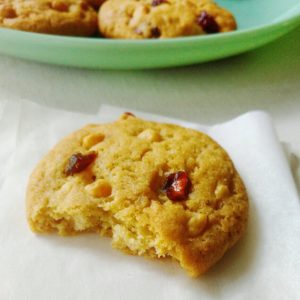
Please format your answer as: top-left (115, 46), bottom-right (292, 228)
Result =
top-left (163, 171), bottom-right (191, 201)
top-left (64, 152), bottom-right (97, 176)
top-left (80, 2), bottom-right (89, 10)
top-left (196, 11), bottom-right (219, 34)
top-left (151, 27), bottom-right (161, 38)
top-left (152, 0), bottom-right (167, 6)
top-left (124, 112), bottom-right (135, 117)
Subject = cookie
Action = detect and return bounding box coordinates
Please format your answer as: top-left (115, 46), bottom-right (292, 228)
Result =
top-left (0, 0), bottom-right (98, 36)
top-left (26, 114), bottom-right (248, 277)
top-left (98, 0), bottom-right (236, 39)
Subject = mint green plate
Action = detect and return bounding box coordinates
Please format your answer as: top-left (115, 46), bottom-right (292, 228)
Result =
top-left (0, 0), bottom-right (299, 69)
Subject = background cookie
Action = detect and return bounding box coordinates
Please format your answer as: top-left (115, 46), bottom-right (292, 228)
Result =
top-left (26, 114), bottom-right (248, 277)
top-left (0, 0), bottom-right (97, 36)
top-left (98, 0), bottom-right (236, 39)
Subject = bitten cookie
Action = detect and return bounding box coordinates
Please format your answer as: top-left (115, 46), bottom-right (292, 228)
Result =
top-left (26, 114), bottom-right (248, 277)
top-left (98, 0), bottom-right (236, 39)
top-left (0, 0), bottom-right (98, 36)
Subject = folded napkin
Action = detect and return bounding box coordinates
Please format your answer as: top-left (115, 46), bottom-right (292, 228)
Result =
top-left (0, 100), bottom-right (299, 300)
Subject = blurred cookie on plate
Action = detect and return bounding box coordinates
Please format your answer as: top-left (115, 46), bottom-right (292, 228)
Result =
top-left (0, 0), bottom-right (98, 36)
top-left (98, 0), bottom-right (237, 39)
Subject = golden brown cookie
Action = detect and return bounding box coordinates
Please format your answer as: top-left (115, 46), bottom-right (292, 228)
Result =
top-left (26, 114), bottom-right (248, 277)
top-left (0, 0), bottom-right (98, 36)
top-left (98, 0), bottom-right (236, 39)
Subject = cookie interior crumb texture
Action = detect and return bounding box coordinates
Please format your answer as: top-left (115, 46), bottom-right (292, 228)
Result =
top-left (26, 114), bottom-right (248, 277)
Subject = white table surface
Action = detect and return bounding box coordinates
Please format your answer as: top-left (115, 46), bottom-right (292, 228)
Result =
top-left (0, 26), bottom-right (299, 158)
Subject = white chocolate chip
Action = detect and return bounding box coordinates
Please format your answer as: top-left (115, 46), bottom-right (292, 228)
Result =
top-left (85, 179), bottom-right (112, 197)
top-left (188, 213), bottom-right (208, 237)
top-left (82, 133), bottom-right (105, 149)
top-left (215, 183), bottom-right (230, 199)
top-left (138, 129), bottom-right (161, 142)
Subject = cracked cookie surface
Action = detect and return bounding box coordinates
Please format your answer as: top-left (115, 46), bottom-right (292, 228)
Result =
top-left (26, 114), bottom-right (248, 277)
top-left (98, 0), bottom-right (236, 39)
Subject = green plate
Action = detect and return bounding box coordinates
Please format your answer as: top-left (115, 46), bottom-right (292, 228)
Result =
top-left (0, 0), bottom-right (299, 69)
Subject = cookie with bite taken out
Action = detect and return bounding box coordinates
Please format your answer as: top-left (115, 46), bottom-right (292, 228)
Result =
top-left (26, 113), bottom-right (248, 277)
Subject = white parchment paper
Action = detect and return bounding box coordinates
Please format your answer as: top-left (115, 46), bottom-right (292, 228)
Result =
top-left (0, 101), bottom-right (299, 300)
top-left (0, 100), bottom-right (20, 189)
